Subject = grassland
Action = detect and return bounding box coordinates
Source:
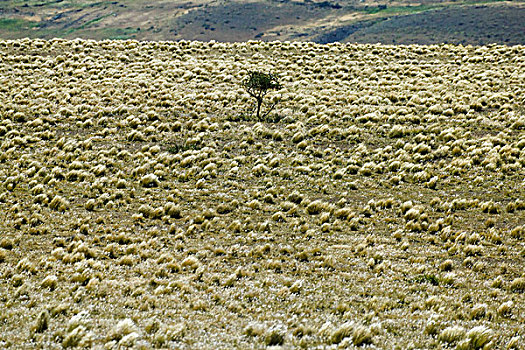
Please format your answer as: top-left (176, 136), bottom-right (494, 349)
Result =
top-left (0, 0), bottom-right (524, 44)
top-left (0, 38), bottom-right (524, 348)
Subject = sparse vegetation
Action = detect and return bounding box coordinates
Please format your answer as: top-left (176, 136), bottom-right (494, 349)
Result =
top-left (0, 38), bottom-right (523, 349)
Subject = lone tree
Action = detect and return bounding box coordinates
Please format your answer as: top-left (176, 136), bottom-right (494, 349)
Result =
top-left (242, 71), bottom-right (282, 121)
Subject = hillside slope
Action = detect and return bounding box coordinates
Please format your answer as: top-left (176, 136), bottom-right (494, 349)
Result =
top-left (0, 0), bottom-right (524, 44)
top-left (318, 3), bottom-right (525, 45)
top-left (0, 39), bottom-right (524, 348)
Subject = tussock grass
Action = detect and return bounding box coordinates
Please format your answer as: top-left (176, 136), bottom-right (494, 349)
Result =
top-left (0, 38), bottom-right (523, 349)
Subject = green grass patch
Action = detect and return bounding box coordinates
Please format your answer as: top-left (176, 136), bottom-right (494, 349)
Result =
top-left (357, 0), bottom-right (507, 16)
top-left (63, 13), bottom-right (112, 35)
top-left (413, 274), bottom-right (439, 286)
top-left (81, 14), bottom-right (112, 28)
top-left (167, 142), bottom-right (202, 154)
top-left (71, 0), bottom-right (121, 9)
top-left (465, 0), bottom-right (507, 4)
top-left (0, 18), bottom-right (38, 31)
top-left (358, 4), bottom-right (443, 15)
top-left (61, 26), bottom-right (139, 40)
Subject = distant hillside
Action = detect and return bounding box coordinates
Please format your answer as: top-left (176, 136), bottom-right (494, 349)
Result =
top-left (320, 3), bottom-right (525, 45)
top-left (0, 0), bottom-right (524, 44)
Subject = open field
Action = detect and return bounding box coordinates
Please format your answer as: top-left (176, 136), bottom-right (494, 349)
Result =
top-left (0, 39), bottom-right (524, 348)
top-left (0, 0), bottom-right (524, 44)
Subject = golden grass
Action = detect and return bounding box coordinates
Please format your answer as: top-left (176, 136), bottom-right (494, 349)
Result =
top-left (0, 38), bottom-right (524, 348)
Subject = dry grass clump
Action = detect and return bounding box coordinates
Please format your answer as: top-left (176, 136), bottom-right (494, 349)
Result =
top-left (263, 326), bottom-right (285, 346)
top-left (109, 318), bottom-right (138, 341)
top-left (439, 325), bottom-right (466, 344)
top-left (48, 195), bottom-right (69, 211)
top-left (497, 301), bottom-right (514, 318)
top-left (509, 277), bottom-right (525, 293)
top-left (0, 38), bottom-right (524, 349)
top-left (457, 326), bottom-right (494, 350)
top-left (41, 274), bottom-right (58, 290)
top-left (306, 200), bottom-right (331, 215)
top-left (507, 336), bottom-right (521, 349)
top-left (321, 321), bottom-right (374, 346)
top-left (62, 312), bottom-right (94, 348)
top-left (152, 323), bottom-right (185, 346)
top-left (140, 173), bottom-right (160, 187)
top-left (510, 225), bottom-right (524, 239)
top-left (31, 310), bottom-right (50, 334)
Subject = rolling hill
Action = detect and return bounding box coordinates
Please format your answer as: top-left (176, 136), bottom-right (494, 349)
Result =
top-left (0, 0), bottom-right (524, 44)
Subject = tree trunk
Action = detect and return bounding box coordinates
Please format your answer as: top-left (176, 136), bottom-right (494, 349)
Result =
top-left (256, 98), bottom-right (262, 120)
